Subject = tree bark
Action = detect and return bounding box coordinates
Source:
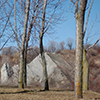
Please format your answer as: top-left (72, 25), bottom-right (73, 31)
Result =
top-left (24, 18), bottom-right (34, 86)
top-left (75, 17), bottom-right (83, 98)
top-left (23, 0), bottom-right (41, 86)
top-left (39, 0), bottom-right (49, 90)
top-left (83, 38), bottom-right (100, 91)
top-left (19, 50), bottom-right (24, 88)
top-left (19, 0), bottom-right (30, 89)
top-left (24, 50), bottom-right (27, 86)
top-left (83, 49), bottom-right (89, 91)
top-left (39, 35), bottom-right (49, 90)
top-left (75, 0), bottom-right (87, 98)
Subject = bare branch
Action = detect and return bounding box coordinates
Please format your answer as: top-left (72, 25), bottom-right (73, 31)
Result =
top-left (0, 5), bottom-right (13, 38)
top-left (86, 12), bottom-right (100, 44)
top-left (86, 38), bottom-right (100, 51)
top-left (83, 0), bottom-right (94, 38)
top-left (0, 0), bottom-right (8, 9)
top-left (30, 1), bottom-right (41, 30)
top-left (0, 34), bottom-right (13, 51)
top-left (71, 0), bottom-right (75, 4)
top-left (21, 0), bottom-right (30, 49)
top-left (14, 0), bottom-right (20, 49)
top-left (1, 18), bottom-right (10, 38)
top-left (25, 0), bottom-right (42, 51)
top-left (40, 0), bottom-right (47, 37)
top-left (44, 8), bottom-right (56, 33)
top-left (75, 0), bottom-right (79, 18)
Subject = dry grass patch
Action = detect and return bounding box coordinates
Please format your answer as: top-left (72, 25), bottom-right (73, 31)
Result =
top-left (0, 87), bottom-right (100, 100)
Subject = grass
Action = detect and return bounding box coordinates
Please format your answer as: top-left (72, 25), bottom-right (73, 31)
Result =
top-left (0, 86), bottom-right (100, 100)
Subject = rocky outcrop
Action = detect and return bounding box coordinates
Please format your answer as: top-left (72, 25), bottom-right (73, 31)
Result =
top-left (1, 62), bottom-right (14, 85)
top-left (1, 53), bottom-right (74, 89)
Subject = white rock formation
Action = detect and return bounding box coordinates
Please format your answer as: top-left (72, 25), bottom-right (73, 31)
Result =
top-left (1, 62), bottom-right (13, 85)
top-left (1, 53), bottom-right (74, 89)
top-left (27, 53), bottom-right (57, 86)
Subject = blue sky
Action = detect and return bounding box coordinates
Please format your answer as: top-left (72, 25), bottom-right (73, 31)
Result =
top-left (44, 0), bottom-right (100, 48)
top-left (2, 0), bottom-right (100, 49)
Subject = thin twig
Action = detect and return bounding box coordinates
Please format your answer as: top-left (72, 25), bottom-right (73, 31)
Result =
top-left (0, 34), bottom-right (13, 51)
top-left (71, 0), bottom-right (75, 4)
top-left (83, 0), bottom-right (94, 38)
top-left (75, 0), bottom-right (79, 18)
top-left (86, 38), bottom-right (100, 51)
top-left (0, 6), bottom-right (13, 38)
top-left (14, 0), bottom-right (20, 49)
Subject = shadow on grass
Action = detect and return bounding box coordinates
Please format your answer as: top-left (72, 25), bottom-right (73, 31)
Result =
top-left (0, 89), bottom-right (74, 94)
top-left (0, 86), bottom-right (74, 94)
top-left (0, 85), bottom-right (18, 88)
top-left (39, 89), bottom-right (74, 92)
top-left (0, 90), bottom-right (35, 94)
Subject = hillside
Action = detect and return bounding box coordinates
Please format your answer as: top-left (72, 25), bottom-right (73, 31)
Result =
top-left (0, 47), bottom-right (100, 92)
top-left (58, 49), bottom-right (100, 92)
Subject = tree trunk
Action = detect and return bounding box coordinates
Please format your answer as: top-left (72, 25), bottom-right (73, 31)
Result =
top-left (24, 50), bottom-right (27, 86)
top-left (75, 0), bottom-right (87, 98)
top-left (39, 35), bottom-right (49, 90)
top-left (19, 50), bottom-right (24, 88)
top-left (39, 0), bottom-right (49, 90)
top-left (24, 20), bottom-right (33, 86)
top-left (83, 49), bottom-right (89, 91)
top-left (19, 0), bottom-right (30, 89)
top-left (75, 18), bottom-right (83, 98)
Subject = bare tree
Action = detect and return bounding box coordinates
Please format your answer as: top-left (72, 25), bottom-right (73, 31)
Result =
top-left (71, 0), bottom-right (87, 98)
top-left (58, 41), bottom-right (65, 51)
top-left (1, 46), bottom-right (17, 56)
top-left (75, 1), bottom-right (87, 97)
top-left (14, 0), bottom-right (40, 87)
top-left (37, 0), bottom-right (65, 91)
top-left (66, 38), bottom-right (74, 50)
top-left (18, 0), bottom-right (30, 89)
top-left (24, 0), bottom-right (43, 86)
top-left (38, 0), bottom-right (66, 90)
top-left (48, 41), bottom-right (58, 53)
top-left (13, 0), bottom-right (66, 88)
top-left (71, 0), bottom-right (94, 98)
top-left (39, 0), bottom-right (49, 90)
